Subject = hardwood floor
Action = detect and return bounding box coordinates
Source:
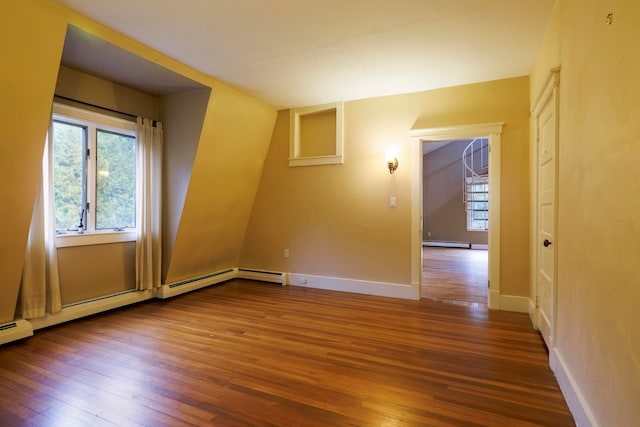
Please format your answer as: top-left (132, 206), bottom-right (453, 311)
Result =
top-left (0, 280), bottom-right (573, 426)
top-left (423, 247), bottom-right (488, 307)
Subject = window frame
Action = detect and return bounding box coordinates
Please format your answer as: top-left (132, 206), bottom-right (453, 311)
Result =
top-left (465, 181), bottom-right (489, 232)
top-left (51, 103), bottom-right (137, 247)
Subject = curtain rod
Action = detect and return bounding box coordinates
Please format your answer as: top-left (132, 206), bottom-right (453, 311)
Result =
top-left (54, 95), bottom-right (138, 120)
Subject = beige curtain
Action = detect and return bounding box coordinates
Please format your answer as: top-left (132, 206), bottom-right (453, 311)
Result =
top-left (135, 118), bottom-right (163, 290)
top-left (20, 131), bottom-right (62, 318)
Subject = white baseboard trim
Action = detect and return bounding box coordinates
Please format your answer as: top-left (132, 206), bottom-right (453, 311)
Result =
top-left (29, 290), bottom-right (154, 331)
top-left (471, 244), bottom-right (488, 250)
top-left (551, 348), bottom-right (598, 427)
top-left (528, 298), bottom-right (538, 328)
top-left (158, 268), bottom-right (237, 299)
top-left (499, 295), bottom-right (530, 313)
top-left (489, 290), bottom-right (501, 309)
top-left (0, 319), bottom-right (34, 345)
top-left (237, 268), bottom-right (286, 284)
top-left (487, 292), bottom-right (530, 313)
top-left (288, 273), bottom-right (419, 300)
top-left (11, 268), bottom-right (416, 344)
top-left (24, 267), bottom-right (281, 336)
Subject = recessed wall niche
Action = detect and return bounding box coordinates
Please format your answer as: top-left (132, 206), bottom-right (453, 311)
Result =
top-left (289, 102), bottom-right (344, 166)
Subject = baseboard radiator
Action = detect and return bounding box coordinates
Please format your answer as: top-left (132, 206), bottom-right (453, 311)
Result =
top-left (237, 268), bottom-right (286, 285)
top-left (423, 241), bottom-right (471, 248)
top-left (423, 241), bottom-right (488, 250)
top-left (0, 320), bottom-right (33, 345)
top-left (157, 268), bottom-right (237, 299)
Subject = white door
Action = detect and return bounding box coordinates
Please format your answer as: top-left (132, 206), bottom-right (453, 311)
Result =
top-left (535, 73), bottom-right (559, 349)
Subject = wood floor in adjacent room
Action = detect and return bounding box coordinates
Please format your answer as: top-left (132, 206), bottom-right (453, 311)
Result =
top-left (423, 247), bottom-right (489, 307)
top-left (0, 280), bottom-right (573, 426)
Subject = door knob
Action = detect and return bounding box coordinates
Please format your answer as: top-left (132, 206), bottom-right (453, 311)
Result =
top-left (543, 239), bottom-right (552, 247)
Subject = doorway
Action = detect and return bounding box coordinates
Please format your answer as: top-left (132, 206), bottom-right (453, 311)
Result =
top-left (409, 123), bottom-right (503, 308)
top-left (532, 68), bottom-right (559, 348)
top-left (420, 138), bottom-right (489, 307)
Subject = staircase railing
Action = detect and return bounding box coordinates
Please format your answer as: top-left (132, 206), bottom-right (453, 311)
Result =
top-left (462, 137), bottom-right (488, 184)
top-left (462, 138), bottom-right (489, 230)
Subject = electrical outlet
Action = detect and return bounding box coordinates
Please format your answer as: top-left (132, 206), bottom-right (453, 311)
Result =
top-left (427, 231), bottom-right (431, 237)
top-left (283, 248), bottom-right (289, 257)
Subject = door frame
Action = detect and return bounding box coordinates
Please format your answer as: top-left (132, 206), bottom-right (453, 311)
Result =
top-left (531, 67), bottom-right (560, 342)
top-left (410, 123), bottom-right (503, 308)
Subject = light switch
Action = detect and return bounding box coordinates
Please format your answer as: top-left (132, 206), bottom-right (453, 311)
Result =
top-left (389, 196), bottom-right (397, 208)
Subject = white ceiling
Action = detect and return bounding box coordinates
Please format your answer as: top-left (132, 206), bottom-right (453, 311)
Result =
top-left (51, 0), bottom-right (556, 109)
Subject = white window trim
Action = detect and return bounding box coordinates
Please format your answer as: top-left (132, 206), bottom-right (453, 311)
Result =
top-left (466, 181), bottom-right (489, 231)
top-left (53, 103), bottom-right (135, 132)
top-left (51, 103), bottom-right (137, 247)
top-left (55, 231), bottom-right (137, 247)
top-left (289, 102), bottom-right (344, 166)
top-left (467, 218), bottom-right (489, 232)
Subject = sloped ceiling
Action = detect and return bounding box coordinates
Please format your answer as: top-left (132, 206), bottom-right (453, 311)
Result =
top-left (61, 25), bottom-right (205, 96)
top-left (51, 0), bottom-right (556, 109)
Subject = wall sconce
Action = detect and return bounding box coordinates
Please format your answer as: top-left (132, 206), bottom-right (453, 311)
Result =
top-left (386, 156), bottom-right (399, 174)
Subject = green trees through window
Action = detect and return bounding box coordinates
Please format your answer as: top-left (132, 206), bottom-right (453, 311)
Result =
top-left (96, 130), bottom-right (136, 229)
top-left (52, 121), bottom-right (85, 231)
top-left (51, 108), bottom-right (136, 234)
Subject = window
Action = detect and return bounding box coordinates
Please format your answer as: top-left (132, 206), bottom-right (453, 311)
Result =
top-left (51, 104), bottom-right (136, 237)
top-left (466, 181), bottom-right (488, 231)
top-left (462, 137), bottom-right (489, 232)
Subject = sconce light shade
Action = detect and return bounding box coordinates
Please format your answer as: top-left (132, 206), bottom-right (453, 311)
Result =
top-left (387, 157), bottom-right (399, 174)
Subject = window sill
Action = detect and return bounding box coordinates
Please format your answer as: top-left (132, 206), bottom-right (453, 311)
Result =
top-left (56, 230), bottom-right (136, 248)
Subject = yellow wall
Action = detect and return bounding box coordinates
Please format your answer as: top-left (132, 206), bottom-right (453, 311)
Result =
top-left (0, 0), bottom-right (67, 323)
top-left (531, 0), bottom-right (640, 424)
top-left (530, 2), bottom-right (561, 99)
top-left (299, 109), bottom-right (337, 157)
top-left (163, 85), bottom-right (277, 282)
top-left (1, 0), bottom-right (276, 322)
top-left (58, 243), bottom-right (136, 305)
top-left (56, 65), bottom-right (159, 119)
top-left (241, 77), bottom-right (530, 296)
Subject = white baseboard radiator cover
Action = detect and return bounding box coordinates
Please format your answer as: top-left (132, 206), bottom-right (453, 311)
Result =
top-left (158, 268), bottom-right (237, 299)
top-left (423, 241), bottom-right (488, 250)
top-left (0, 320), bottom-right (33, 345)
top-left (423, 241), bottom-right (471, 248)
top-left (237, 268), bottom-right (286, 284)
